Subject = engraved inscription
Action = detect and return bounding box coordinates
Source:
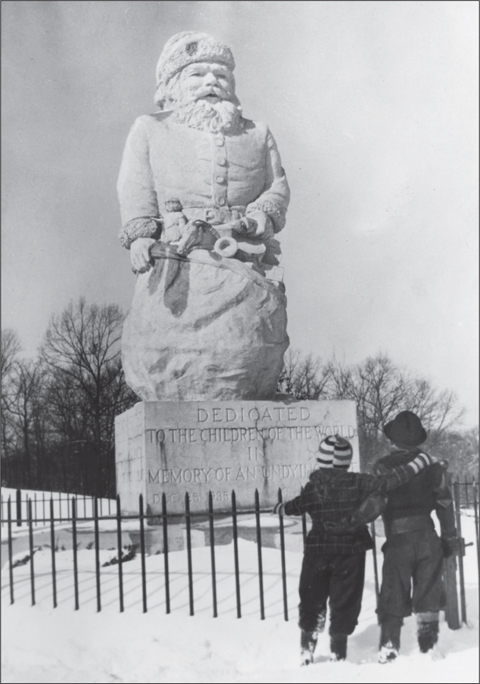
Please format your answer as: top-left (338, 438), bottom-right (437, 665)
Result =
top-left (196, 406), bottom-right (311, 423)
top-left (145, 423), bottom-right (357, 444)
top-left (147, 463), bottom-right (314, 486)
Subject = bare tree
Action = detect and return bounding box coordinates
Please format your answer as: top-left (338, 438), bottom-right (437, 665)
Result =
top-left (40, 297), bottom-right (137, 494)
top-left (6, 360), bottom-right (46, 488)
top-left (328, 352), bottom-right (465, 469)
top-left (43, 366), bottom-right (91, 439)
top-left (279, 350), bottom-right (467, 470)
top-left (329, 353), bottom-right (409, 434)
top-left (403, 377), bottom-right (464, 446)
top-left (433, 427), bottom-right (479, 479)
top-left (278, 348), bottom-right (331, 400)
top-left (1, 328), bottom-right (22, 378)
top-left (1, 329), bottom-right (22, 460)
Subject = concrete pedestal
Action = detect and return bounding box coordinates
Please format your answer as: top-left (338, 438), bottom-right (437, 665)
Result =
top-left (115, 399), bottom-right (359, 517)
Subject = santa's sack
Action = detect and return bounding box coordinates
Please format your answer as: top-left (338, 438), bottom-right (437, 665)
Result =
top-left (122, 247), bottom-right (289, 401)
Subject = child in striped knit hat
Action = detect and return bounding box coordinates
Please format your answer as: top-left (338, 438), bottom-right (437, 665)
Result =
top-left (272, 434), bottom-right (435, 665)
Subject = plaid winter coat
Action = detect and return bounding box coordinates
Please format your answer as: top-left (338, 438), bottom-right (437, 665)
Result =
top-left (283, 460), bottom-right (428, 555)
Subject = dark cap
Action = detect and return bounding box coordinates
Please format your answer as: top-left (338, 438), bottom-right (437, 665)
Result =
top-left (383, 410), bottom-right (427, 447)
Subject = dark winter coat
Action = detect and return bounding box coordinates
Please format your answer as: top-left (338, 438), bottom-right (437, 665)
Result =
top-left (282, 459), bottom-right (430, 555)
top-left (373, 449), bottom-right (455, 537)
top-left (372, 449), bottom-right (455, 619)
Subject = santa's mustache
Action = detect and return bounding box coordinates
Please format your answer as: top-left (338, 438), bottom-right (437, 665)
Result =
top-left (194, 87), bottom-right (228, 100)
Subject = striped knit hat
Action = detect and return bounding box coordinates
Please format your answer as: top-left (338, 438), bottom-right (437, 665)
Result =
top-left (317, 435), bottom-right (353, 469)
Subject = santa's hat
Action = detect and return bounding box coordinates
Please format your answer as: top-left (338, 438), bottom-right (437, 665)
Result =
top-left (154, 31), bottom-right (235, 108)
top-left (317, 435), bottom-right (353, 469)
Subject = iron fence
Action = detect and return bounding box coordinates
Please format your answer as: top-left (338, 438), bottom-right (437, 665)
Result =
top-left (1, 489), bottom-right (114, 527)
top-left (2, 488), bottom-right (297, 620)
top-left (454, 476), bottom-right (479, 509)
top-left (1, 479), bottom-right (479, 624)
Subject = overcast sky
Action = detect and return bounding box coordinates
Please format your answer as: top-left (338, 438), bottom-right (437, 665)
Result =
top-left (2, 1), bottom-right (478, 427)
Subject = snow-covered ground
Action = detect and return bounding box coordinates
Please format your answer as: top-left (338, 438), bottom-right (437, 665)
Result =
top-left (1, 490), bottom-right (479, 683)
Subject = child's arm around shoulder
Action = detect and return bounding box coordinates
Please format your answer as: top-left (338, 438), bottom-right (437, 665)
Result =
top-left (272, 481), bottom-right (312, 516)
top-left (366, 451), bottom-right (437, 494)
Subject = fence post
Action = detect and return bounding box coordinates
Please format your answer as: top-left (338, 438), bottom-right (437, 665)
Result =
top-left (185, 492), bottom-right (194, 616)
top-left (162, 493), bottom-right (170, 614)
top-left (454, 482), bottom-right (467, 625)
top-left (443, 472), bottom-right (460, 630)
top-left (139, 494), bottom-right (147, 614)
top-left (300, 486), bottom-right (307, 548)
top-left (116, 495), bottom-right (124, 613)
top-left (277, 488), bottom-right (288, 621)
top-left (231, 490), bottom-right (241, 618)
top-left (94, 497), bottom-right (101, 612)
top-left (208, 491), bottom-right (218, 618)
top-left (28, 499), bottom-right (35, 606)
top-left (72, 498), bottom-right (79, 610)
top-left (16, 488), bottom-right (22, 527)
top-left (370, 521), bottom-right (380, 611)
top-left (7, 498), bottom-right (14, 604)
top-left (254, 489), bottom-right (265, 620)
top-left (50, 498), bottom-right (57, 608)
top-left (473, 479), bottom-right (480, 587)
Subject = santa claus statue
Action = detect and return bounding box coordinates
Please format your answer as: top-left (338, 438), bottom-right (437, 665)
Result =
top-left (118, 31), bottom-right (290, 402)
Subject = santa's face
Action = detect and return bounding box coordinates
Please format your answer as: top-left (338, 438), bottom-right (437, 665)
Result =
top-left (178, 61), bottom-right (236, 104)
top-left (165, 60), bottom-right (242, 134)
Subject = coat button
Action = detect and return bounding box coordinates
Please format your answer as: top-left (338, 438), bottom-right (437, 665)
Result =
top-left (215, 138), bottom-right (224, 146)
top-left (217, 158), bottom-right (226, 166)
top-left (216, 176), bottom-right (226, 184)
top-left (218, 197), bottom-right (226, 206)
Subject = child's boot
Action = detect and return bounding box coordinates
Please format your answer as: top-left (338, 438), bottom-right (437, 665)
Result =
top-left (378, 616), bottom-right (402, 663)
top-left (417, 612), bottom-right (439, 654)
top-left (329, 634), bottom-right (347, 661)
top-left (300, 630), bottom-right (318, 666)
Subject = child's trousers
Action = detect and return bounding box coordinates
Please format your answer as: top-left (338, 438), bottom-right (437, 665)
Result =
top-left (298, 551), bottom-right (366, 635)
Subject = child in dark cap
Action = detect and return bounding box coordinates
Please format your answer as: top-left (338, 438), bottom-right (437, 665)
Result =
top-left (273, 433), bottom-right (436, 665)
top-left (369, 411), bottom-right (456, 663)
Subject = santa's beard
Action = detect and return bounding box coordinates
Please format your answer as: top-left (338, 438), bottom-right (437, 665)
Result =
top-left (167, 84), bottom-right (244, 133)
top-left (172, 99), bottom-right (244, 133)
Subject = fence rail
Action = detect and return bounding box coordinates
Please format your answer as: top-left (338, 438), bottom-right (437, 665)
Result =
top-left (1, 479), bottom-right (479, 623)
top-left (1, 490), bottom-right (114, 527)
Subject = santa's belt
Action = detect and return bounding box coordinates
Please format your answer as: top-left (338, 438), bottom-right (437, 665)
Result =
top-left (385, 515), bottom-right (434, 537)
top-left (184, 206), bottom-right (246, 225)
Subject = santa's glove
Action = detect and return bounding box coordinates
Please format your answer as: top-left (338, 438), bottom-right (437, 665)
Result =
top-left (244, 210), bottom-right (275, 240)
top-left (441, 534), bottom-right (460, 557)
top-left (272, 503), bottom-right (285, 516)
top-left (408, 452), bottom-right (437, 474)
